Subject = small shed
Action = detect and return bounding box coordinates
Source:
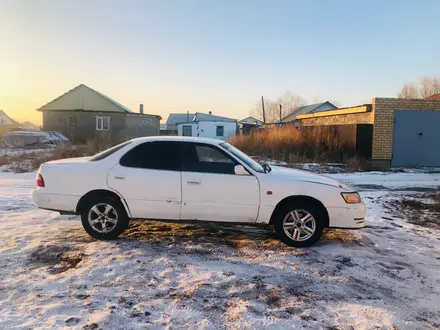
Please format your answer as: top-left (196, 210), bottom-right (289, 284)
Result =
top-left (177, 112), bottom-right (238, 140)
top-left (164, 113), bottom-right (196, 135)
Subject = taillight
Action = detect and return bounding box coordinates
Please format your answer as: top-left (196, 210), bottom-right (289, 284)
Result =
top-left (36, 172), bottom-right (45, 187)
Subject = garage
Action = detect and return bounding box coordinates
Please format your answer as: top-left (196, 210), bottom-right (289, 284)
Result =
top-left (297, 97), bottom-right (440, 168)
top-left (392, 110), bottom-right (440, 167)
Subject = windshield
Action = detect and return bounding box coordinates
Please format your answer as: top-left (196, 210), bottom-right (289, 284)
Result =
top-left (220, 142), bottom-right (265, 173)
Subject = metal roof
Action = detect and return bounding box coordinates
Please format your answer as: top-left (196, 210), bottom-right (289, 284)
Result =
top-left (281, 102), bottom-right (337, 122)
top-left (165, 113), bottom-right (196, 125)
top-left (193, 112), bottom-right (236, 122)
top-left (166, 112), bottom-right (236, 125)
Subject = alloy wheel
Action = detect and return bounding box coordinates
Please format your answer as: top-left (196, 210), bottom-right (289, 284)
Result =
top-left (282, 209), bottom-right (316, 241)
top-left (88, 203), bottom-right (119, 233)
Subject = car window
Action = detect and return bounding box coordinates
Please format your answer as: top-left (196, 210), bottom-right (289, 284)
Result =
top-left (180, 143), bottom-right (237, 174)
top-left (196, 145), bottom-right (234, 163)
top-left (120, 141), bottom-right (180, 171)
top-left (89, 141), bottom-right (132, 161)
top-left (220, 142), bottom-right (265, 173)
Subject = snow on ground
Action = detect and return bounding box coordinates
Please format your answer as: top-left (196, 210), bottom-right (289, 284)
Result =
top-left (0, 171), bottom-right (440, 329)
top-left (0, 148), bottom-right (50, 157)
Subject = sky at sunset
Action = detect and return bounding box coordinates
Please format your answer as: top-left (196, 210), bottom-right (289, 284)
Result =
top-left (0, 0), bottom-right (439, 125)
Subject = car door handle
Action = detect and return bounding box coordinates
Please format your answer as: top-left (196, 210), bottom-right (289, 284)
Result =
top-left (187, 180), bottom-right (201, 185)
top-left (114, 175), bottom-right (125, 180)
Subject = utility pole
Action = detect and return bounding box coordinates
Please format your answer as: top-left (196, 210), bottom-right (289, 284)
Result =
top-left (261, 96), bottom-right (266, 123)
top-left (279, 104), bottom-right (282, 123)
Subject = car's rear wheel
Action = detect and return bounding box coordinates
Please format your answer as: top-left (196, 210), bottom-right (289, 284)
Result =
top-left (81, 197), bottom-right (129, 240)
top-left (273, 201), bottom-right (325, 247)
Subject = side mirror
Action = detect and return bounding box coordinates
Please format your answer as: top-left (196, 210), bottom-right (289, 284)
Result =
top-left (234, 165), bottom-right (249, 175)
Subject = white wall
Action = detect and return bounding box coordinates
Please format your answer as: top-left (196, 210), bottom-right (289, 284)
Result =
top-left (178, 121), bottom-right (237, 140)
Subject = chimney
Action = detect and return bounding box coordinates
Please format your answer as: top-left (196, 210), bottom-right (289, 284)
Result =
top-left (139, 104), bottom-right (144, 114)
top-left (209, 111), bottom-right (212, 115)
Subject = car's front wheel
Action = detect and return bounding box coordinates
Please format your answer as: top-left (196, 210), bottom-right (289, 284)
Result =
top-left (273, 201), bottom-right (325, 247)
top-left (81, 197), bottom-right (129, 240)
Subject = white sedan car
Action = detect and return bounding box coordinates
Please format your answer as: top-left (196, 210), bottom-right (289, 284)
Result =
top-left (31, 136), bottom-right (366, 247)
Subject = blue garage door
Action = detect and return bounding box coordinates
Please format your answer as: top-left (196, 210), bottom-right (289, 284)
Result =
top-left (392, 110), bottom-right (440, 167)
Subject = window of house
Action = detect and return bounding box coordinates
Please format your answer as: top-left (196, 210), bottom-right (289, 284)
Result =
top-left (96, 116), bottom-right (110, 131)
top-left (120, 141), bottom-right (181, 171)
top-left (216, 125), bottom-right (224, 137)
top-left (180, 143), bottom-right (237, 174)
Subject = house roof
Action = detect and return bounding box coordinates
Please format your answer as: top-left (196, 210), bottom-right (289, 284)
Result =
top-left (166, 112), bottom-right (236, 125)
top-left (426, 93), bottom-right (440, 100)
top-left (281, 101), bottom-right (337, 122)
top-left (0, 110), bottom-right (18, 125)
top-left (193, 112), bottom-right (236, 122)
top-left (297, 104), bottom-right (371, 120)
top-left (166, 113), bottom-right (196, 125)
top-left (37, 84), bottom-right (133, 113)
top-left (238, 116), bottom-right (263, 123)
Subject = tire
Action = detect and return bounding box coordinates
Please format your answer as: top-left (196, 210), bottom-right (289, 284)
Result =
top-left (273, 201), bottom-right (325, 247)
top-left (81, 196), bottom-right (129, 240)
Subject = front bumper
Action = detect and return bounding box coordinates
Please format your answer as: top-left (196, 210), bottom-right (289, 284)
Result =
top-left (327, 202), bottom-right (366, 229)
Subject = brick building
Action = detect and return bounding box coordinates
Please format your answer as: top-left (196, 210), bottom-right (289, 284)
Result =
top-left (297, 97), bottom-right (440, 168)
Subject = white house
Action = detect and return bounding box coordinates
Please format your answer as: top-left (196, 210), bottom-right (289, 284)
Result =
top-left (177, 112), bottom-right (238, 140)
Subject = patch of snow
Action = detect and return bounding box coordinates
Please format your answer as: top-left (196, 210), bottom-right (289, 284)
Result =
top-left (0, 171), bottom-right (439, 329)
top-left (0, 148), bottom-right (48, 157)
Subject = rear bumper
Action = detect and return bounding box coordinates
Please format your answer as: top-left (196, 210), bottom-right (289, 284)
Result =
top-left (31, 188), bottom-right (80, 214)
top-left (327, 202), bottom-right (366, 229)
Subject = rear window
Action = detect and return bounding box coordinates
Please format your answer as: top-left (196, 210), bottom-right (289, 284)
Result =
top-left (89, 141), bottom-right (132, 161)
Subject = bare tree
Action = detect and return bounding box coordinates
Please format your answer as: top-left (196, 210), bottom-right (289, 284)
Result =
top-left (329, 100), bottom-right (341, 107)
top-left (251, 99), bottom-right (279, 123)
top-left (419, 76), bottom-right (440, 98)
top-left (251, 92), bottom-right (306, 123)
top-left (276, 92), bottom-right (306, 118)
top-left (398, 83), bottom-right (419, 99)
top-left (398, 76), bottom-right (440, 99)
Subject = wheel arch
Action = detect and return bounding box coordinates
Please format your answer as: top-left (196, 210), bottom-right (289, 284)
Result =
top-left (269, 195), bottom-right (329, 227)
top-left (76, 189), bottom-right (131, 217)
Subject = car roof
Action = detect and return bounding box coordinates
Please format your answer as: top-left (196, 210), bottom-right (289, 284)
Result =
top-left (129, 136), bottom-right (225, 145)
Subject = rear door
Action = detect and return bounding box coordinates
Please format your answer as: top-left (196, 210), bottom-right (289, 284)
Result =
top-left (179, 142), bottom-right (260, 222)
top-left (107, 141), bottom-right (182, 219)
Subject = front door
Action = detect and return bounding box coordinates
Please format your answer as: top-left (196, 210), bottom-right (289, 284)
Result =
top-left (182, 125), bottom-right (192, 136)
top-left (179, 142), bottom-right (260, 222)
top-left (107, 141), bottom-right (182, 219)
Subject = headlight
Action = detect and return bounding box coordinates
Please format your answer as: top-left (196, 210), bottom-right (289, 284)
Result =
top-left (341, 192), bottom-right (362, 204)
